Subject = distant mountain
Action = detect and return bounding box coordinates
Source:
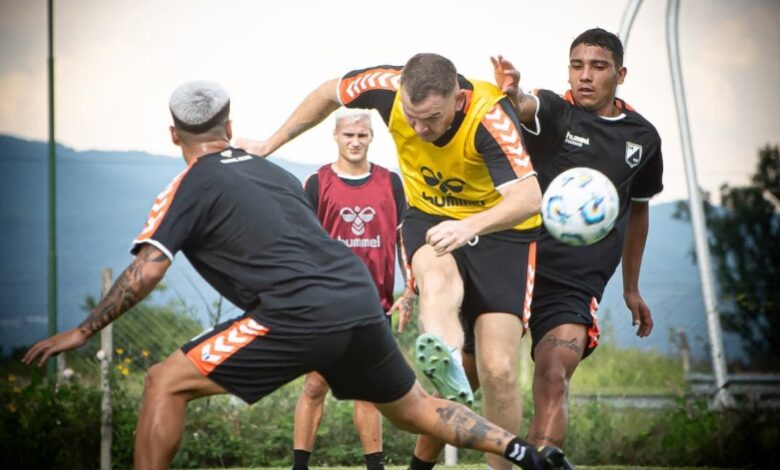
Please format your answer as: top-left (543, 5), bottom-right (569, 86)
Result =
top-left (0, 135), bottom-right (743, 362)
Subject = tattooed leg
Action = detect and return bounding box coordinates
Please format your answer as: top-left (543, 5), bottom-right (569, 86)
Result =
top-left (376, 383), bottom-right (543, 468)
top-left (527, 324), bottom-right (588, 448)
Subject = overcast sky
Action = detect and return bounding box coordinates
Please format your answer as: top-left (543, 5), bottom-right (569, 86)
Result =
top-left (1, 0), bottom-right (778, 203)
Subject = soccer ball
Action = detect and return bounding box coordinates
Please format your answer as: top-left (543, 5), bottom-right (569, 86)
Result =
top-left (541, 167), bottom-right (619, 246)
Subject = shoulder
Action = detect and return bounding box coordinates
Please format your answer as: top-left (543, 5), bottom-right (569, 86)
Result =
top-left (338, 65), bottom-right (402, 105)
top-left (617, 99), bottom-right (662, 141)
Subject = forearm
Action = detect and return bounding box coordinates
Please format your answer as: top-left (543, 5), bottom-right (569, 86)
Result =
top-left (265, 79), bottom-right (342, 154)
top-left (622, 201), bottom-right (650, 294)
top-left (463, 177), bottom-right (541, 236)
top-left (78, 245), bottom-right (169, 338)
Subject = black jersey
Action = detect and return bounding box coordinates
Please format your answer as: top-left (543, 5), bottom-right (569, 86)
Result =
top-left (522, 89), bottom-right (664, 298)
top-left (131, 148), bottom-right (384, 334)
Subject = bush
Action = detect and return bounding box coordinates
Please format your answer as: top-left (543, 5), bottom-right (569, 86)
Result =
top-left (0, 370), bottom-right (103, 469)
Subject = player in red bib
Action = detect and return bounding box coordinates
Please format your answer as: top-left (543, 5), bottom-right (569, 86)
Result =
top-left (293, 109), bottom-right (409, 470)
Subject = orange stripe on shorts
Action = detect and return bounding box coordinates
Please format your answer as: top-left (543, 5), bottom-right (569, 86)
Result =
top-left (186, 317), bottom-right (269, 376)
top-left (521, 241), bottom-right (537, 332)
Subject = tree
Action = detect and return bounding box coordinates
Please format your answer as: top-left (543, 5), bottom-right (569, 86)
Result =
top-left (675, 145), bottom-right (779, 370)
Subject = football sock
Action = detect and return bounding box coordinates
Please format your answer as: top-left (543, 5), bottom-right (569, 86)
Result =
top-left (292, 449), bottom-right (311, 470)
top-left (503, 437), bottom-right (541, 469)
top-left (364, 451), bottom-right (386, 470)
top-left (408, 454), bottom-right (436, 470)
top-left (447, 345), bottom-right (463, 367)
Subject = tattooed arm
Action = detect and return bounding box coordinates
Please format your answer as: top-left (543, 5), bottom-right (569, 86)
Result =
top-left (23, 244), bottom-right (171, 367)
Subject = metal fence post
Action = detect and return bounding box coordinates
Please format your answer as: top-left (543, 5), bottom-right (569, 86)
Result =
top-left (100, 268), bottom-right (113, 470)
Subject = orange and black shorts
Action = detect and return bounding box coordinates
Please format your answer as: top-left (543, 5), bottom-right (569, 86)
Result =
top-left (528, 275), bottom-right (601, 360)
top-left (181, 315), bottom-right (416, 404)
top-left (402, 209), bottom-right (537, 354)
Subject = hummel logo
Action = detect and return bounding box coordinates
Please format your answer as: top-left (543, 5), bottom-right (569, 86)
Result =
top-left (421, 166), bottom-right (465, 194)
top-left (339, 206), bottom-right (376, 236)
top-left (508, 443), bottom-right (526, 461)
top-left (565, 131), bottom-right (590, 147)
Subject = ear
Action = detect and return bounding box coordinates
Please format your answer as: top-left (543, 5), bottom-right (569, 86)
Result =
top-left (225, 120), bottom-right (233, 141)
top-left (169, 126), bottom-right (181, 146)
top-left (617, 66), bottom-right (627, 85)
top-left (455, 89), bottom-right (467, 111)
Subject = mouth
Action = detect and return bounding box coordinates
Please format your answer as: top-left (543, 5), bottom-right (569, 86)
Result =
top-left (577, 87), bottom-right (595, 97)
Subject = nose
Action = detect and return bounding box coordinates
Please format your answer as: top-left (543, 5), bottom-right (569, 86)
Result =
top-left (413, 121), bottom-right (430, 135)
top-left (580, 66), bottom-right (593, 82)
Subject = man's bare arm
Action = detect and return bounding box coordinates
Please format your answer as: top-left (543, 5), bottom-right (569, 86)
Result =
top-left (235, 78), bottom-right (342, 157)
top-left (23, 243), bottom-right (171, 366)
top-left (425, 176), bottom-right (542, 255)
top-left (79, 243), bottom-right (171, 336)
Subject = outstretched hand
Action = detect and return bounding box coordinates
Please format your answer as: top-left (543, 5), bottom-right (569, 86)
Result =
top-left (490, 55), bottom-right (521, 98)
top-left (624, 291), bottom-right (654, 337)
top-left (388, 287), bottom-right (417, 333)
top-left (22, 328), bottom-right (89, 368)
top-left (233, 137), bottom-right (273, 157)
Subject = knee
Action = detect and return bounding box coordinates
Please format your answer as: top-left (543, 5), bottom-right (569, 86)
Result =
top-left (478, 361), bottom-right (518, 394)
top-left (144, 362), bottom-right (168, 395)
top-left (534, 366), bottom-right (569, 398)
top-left (301, 376), bottom-right (330, 401)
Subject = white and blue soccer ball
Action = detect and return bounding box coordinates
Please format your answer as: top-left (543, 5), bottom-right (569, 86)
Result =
top-left (541, 167), bottom-right (619, 246)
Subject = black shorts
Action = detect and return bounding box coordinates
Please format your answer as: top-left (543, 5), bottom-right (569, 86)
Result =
top-left (182, 315), bottom-right (416, 404)
top-left (401, 209), bottom-right (536, 354)
top-left (529, 276), bottom-right (601, 360)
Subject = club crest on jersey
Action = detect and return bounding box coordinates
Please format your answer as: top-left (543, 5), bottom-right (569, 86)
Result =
top-left (625, 142), bottom-right (643, 168)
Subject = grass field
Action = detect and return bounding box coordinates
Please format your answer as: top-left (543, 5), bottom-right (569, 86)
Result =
top-left (187, 466), bottom-right (734, 470)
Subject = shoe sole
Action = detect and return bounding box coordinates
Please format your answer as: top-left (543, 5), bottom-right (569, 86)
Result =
top-left (414, 333), bottom-right (474, 406)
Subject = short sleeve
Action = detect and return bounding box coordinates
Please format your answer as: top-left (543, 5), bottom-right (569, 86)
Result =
top-left (130, 167), bottom-right (202, 261)
top-left (630, 142), bottom-right (664, 200)
top-left (302, 172), bottom-right (320, 212)
top-left (474, 98), bottom-right (537, 189)
top-left (337, 66), bottom-right (402, 124)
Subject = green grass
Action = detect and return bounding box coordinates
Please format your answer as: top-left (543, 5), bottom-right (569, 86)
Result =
top-left (186, 466), bottom-right (734, 470)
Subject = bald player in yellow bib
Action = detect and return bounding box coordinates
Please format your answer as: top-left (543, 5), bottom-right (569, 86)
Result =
top-left (237, 53), bottom-right (572, 470)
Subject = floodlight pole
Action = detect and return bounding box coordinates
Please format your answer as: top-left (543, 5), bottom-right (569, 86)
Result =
top-left (666, 0), bottom-right (734, 408)
top-left (47, 0), bottom-right (59, 381)
top-left (618, 0), bottom-right (643, 46)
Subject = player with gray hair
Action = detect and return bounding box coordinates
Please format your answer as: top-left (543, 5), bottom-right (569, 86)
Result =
top-left (292, 105), bottom-right (409, 470)
top-left (24, 80), bottom-right (569, 470)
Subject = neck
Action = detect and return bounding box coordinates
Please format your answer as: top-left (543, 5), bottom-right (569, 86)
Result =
top-left (332, 158), bottom-right (370, 177)
top-left (181, 139), bottom-right (230, 165)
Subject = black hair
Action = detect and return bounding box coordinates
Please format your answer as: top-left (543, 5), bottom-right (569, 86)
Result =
top-left (570, 28), bottom-right (624, 68)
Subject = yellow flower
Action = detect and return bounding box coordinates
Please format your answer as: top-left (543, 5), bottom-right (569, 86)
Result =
top-left (116, 347), bottom-right (125, 355)
top-left (12, 387), bottom-right (21, 394)
top-left (7, 374), bottom-right (16, 382)
top-left (122, 367), bottom-right (130, 376)
top-left (124, 357), bottom-right (132, 364)
top-left (142, 350), bottom-right (150, 358)
top-left (7, 403), bottom-right (16, 413)
top-left (115, 364), bottom-right (123, 371)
